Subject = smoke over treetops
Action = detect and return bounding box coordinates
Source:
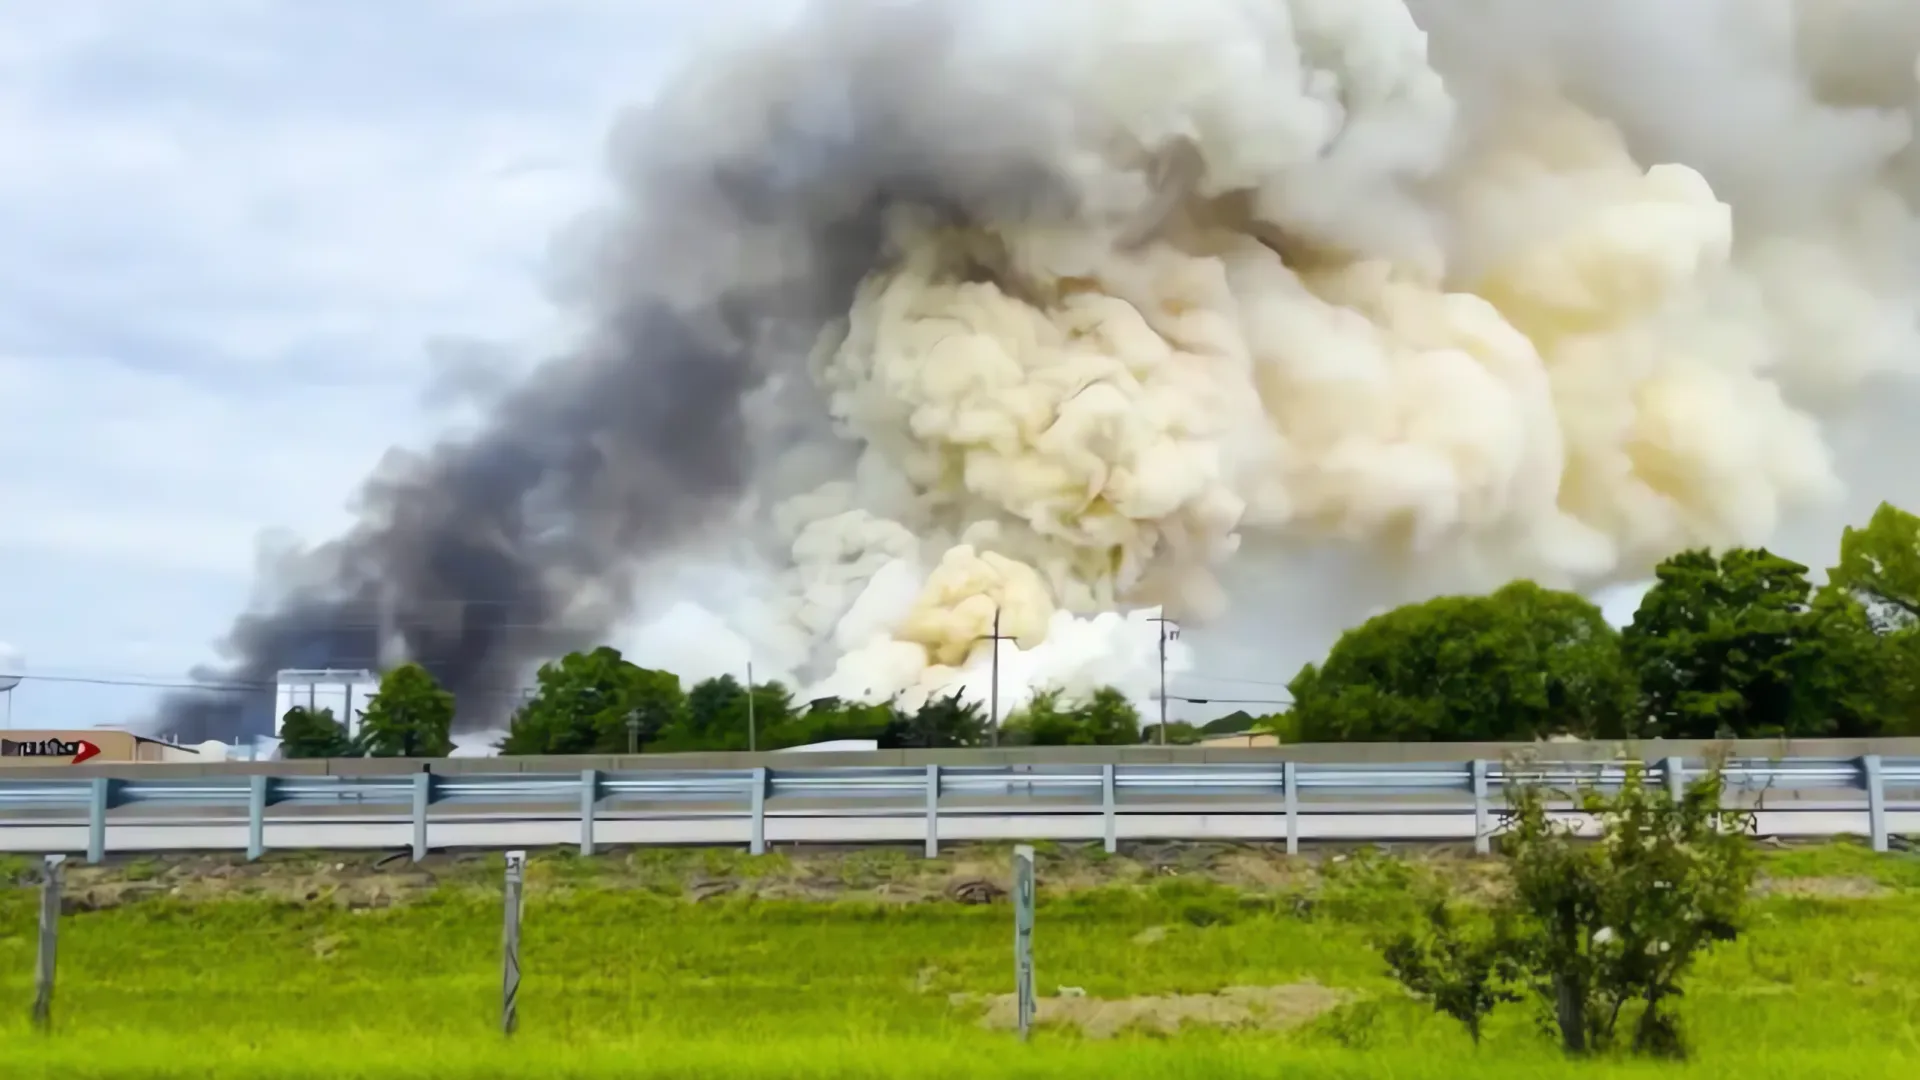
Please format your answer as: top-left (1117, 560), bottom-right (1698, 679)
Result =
top-left (155, 0), bottom-right (1920, 740)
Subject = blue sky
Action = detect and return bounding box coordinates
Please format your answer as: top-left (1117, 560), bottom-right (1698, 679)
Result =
top-left (0, 1), bottom-right (785, 729)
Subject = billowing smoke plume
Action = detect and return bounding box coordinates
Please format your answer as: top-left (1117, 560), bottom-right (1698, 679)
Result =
top-left (158, 0), bottom-right (1920, 738)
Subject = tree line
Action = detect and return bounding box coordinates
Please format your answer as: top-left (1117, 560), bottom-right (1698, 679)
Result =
top-left (1286, 501), bottom-right (1920, 743)
top-left (277, 501), bottom-right (1920, 757)
top-left (275, 650), bottom-right (1232, 758)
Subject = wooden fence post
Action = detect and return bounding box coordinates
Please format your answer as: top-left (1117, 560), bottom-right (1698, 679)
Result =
top-left (33, 854), bottom-right (65, 1031)
top-left (1013, 844), bottom-right (1035, 1042)
top-left (502, 850), bottom-right (525, 1035)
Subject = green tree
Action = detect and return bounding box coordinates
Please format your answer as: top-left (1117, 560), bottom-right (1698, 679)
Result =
top-left (356, 662), bottom-right (455, 758)
top-left (652, 675), bottom-right (796, 752)
top-left (1002, 687), bottom-right (1141, 746)
top-left (1819, 503), bottom-right (1920, 733)
top-left (1623, 547), bottom-right (1890, 738)
top-left (1373, 761), bottom-right (1757, 1058)
top-left (762, 697), bottom-right (899, 749)
top-left (1380, 897), bottom-right (1523, 1046)
top-left (1827, 501), bottom-right (1920, 629)
top-left (882, 691), bottom-right (987, 749)
top-left (499, 647), bottom-right (685, 755)
top-left (277, 706), bottom-right (354, 759)
top-left (1788, 588), bottom-right (1911, 737)
top-left (1289, 581), bottom-right (1634, 742)
top-left (1140, 720), bottom-right (1205, 745)
top-left (1079, 686), bottom-right (1143, 743)
top-left (1499, 761), bottom-right (1757, 1057)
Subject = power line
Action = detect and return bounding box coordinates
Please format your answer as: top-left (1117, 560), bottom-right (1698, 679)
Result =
top-left (14, 673), bottom-right (268, 693)
top-left (1161, 694), bottom-right (1292, 706)
top-left (9, 672), bottom-right (537, 704)
top-left (1175, 672), bottom-right (1298, 690)
top-left (14, 658), bottom-right (1298, 707)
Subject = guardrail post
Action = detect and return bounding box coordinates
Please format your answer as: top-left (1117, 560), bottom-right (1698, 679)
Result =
top-left (1471, 760), bottom-right (1490, 856)
top-left (925, 764), bottom-right (940, 859)
top-left (1101, 765), bottom-right (1117, 854)
top-left (749, 767), bottom-right (768, 856)
top-left (247, 775), bottom-right (272, 862)
top-left (1665, 757), bottom-right (1686, 802)
top-left (87, 778), bottom-right (112, 865)
top-left (1283, 761), bottom-right (1299, 856)
top-left (502, 850), bottom-right (525, 1036)
top-left (33, 854), bottom-right (64, 1031)
top-left (411, 772), bottom-right (432, 862)
top-left (579, 769), bottom-right (599, 857)
top-left (1862, 755), bottom-right (1888, 853)
top-left (1012, 844), bottom-right (1036, 1042)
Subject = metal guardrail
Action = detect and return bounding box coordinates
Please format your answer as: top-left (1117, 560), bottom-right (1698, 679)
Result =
top-left (2, 754), bottom-right (1915, 864)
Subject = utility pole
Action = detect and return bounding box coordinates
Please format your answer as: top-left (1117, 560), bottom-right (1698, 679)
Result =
top-left (746, 660), bottom-right (757, 753)
top-left (1151, 614), bottom-right (1180, 746)
top-left (977, 608), bottom-right (1017, 748)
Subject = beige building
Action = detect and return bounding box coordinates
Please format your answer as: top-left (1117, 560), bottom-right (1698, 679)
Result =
top-left (1199, 731), bottom-right (1280, 748)
top-left (0, 729), bottom-right (204, 767)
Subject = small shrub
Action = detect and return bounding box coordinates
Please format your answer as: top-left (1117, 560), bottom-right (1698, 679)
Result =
top-left (1368, 760), bottom-right (1759, 1059)
top-left (1502, 761), bottom-right (1757, 1058)
top-left (1378, 896), bottom-right (1521, 1045)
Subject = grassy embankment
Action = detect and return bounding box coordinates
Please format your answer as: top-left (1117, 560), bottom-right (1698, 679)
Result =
top-left (1, 839), bottom-right (1918, 1078)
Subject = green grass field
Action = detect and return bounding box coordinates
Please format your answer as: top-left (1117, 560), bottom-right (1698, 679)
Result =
top-left (2, 840), bottom-right (1918, 1078)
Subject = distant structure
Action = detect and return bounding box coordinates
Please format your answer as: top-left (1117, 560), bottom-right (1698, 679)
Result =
top-left (0, 729), bottom-right (202, 766)
top-left (777, 739), bottom-right (880, 753)
top-left (274, 668), bottom-right (379, 739)
top-left (0, 643), bottom-right (22, 729)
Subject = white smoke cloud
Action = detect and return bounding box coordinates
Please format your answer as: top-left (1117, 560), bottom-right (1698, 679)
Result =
top-left (617, 0), bottom-right (1920, 726)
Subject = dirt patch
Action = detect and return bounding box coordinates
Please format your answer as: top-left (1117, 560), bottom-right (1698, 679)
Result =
top-left (954, 983), bottom-right (1353, 1039)
top-left (1754, 875), bottom-right (1890, 900)
top-left (945, 878), bottom-right (1006, 904)
top-left (40, 853), bottom-right (445, 912)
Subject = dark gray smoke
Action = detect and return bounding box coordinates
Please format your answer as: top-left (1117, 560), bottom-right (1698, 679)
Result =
top-left (150, 0), bottom-right (1089, 741)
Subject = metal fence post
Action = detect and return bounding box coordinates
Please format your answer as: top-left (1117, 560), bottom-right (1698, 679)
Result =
top-left (1471, 760), bottom-right (1490, 856)
top-left (1101, 765), bottom-right (1117, 855)
top-left (87, 778), bottom-right (112, 865)
top-left (924, 764), bottom-right (940, 859)
top-left (247, 775), bottom-right (271, 862)
top-left (502, 850), bottom-right (525, 1036)
top-left (412, 771), bottom-right (432, 862)
top-left (749, 767), bottom-right (769, 856)
top-left (1862, 755), bottom-right (1888, 853)
top-left (33, 854), bottom-right (64, 1031)
top-left (1665, 757), bottom-right (1686, 802)
top-left (579, 769), bottom-right (599, 857)
top-left (1012, 844), bottom-right (1035, 1042)
top-left (1283, 761), bottom-right (1299, 856)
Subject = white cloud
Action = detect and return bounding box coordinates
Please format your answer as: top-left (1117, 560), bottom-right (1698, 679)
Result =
top-left (0, 0), bottom-right (778, 728)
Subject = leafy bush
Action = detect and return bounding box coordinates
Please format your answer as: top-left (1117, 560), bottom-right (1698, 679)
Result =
top-left (1372, 761), bottom-right (1757, 1059)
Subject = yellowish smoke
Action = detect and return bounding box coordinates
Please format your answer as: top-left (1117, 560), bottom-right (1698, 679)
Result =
top-left (706, 0), bottom-right (1919, 712)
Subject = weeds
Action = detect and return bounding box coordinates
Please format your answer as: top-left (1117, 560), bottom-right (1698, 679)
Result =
top-left (0, 842), bottom-right (1912, 1077)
